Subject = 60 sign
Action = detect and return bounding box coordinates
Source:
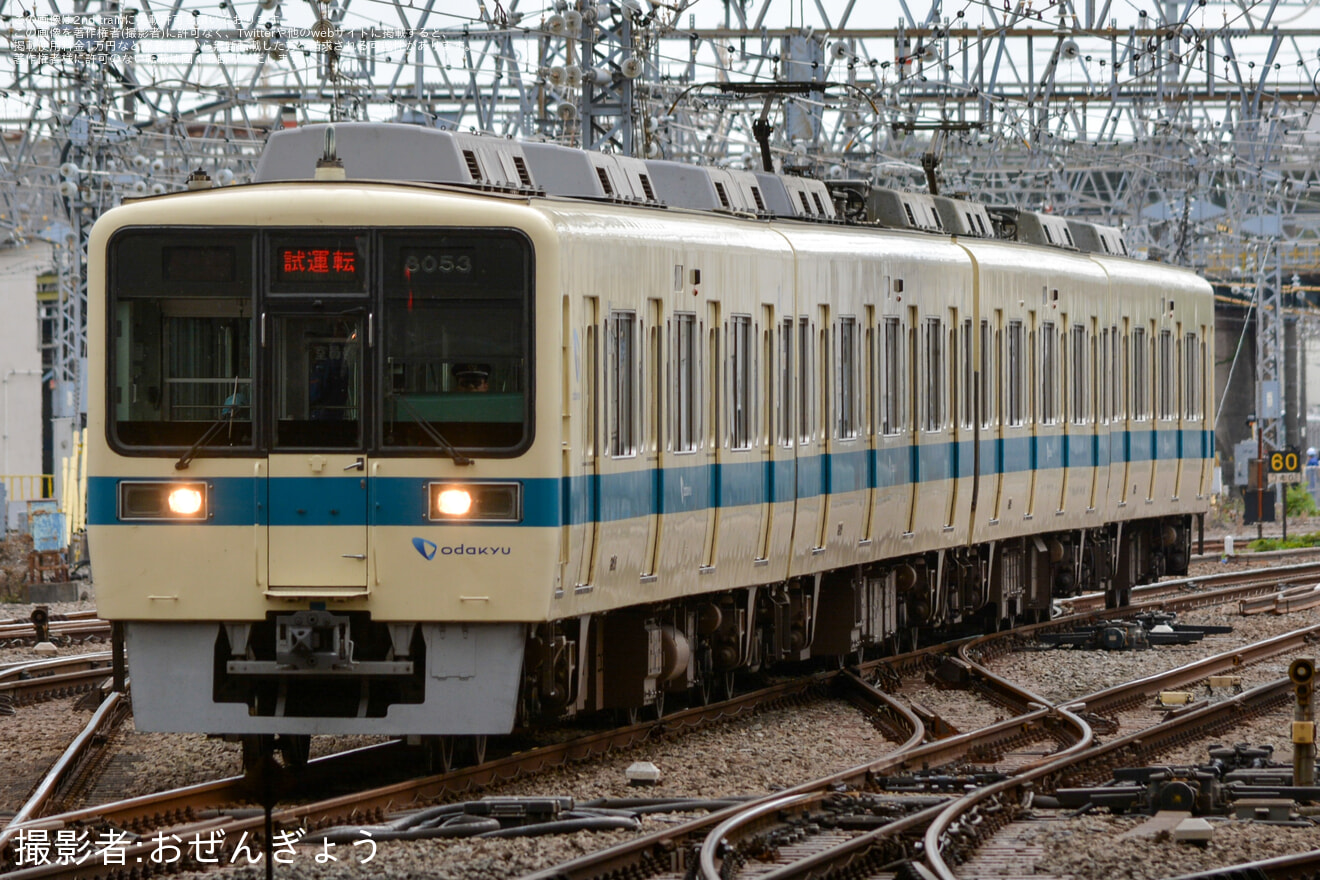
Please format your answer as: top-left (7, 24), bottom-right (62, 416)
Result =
top-left (1270, 449), bottom-right (1302, 474)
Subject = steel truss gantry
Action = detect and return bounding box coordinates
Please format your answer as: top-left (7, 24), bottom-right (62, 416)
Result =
top-left (0, 0), bottom-right (1316, 431)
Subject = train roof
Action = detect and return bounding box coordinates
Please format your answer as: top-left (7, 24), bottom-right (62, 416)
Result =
top-left (251, 122), bottom-right (1128, 255)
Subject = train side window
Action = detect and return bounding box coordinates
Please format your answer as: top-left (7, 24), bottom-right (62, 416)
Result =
top-left (881, 316), bottom-right (902, 435)
top-left (1158, 329), bottom-right (1174, 420)
top-left (836, 316), bottom-right (858, 439)
top-left (607, 310), bottom-right (637, 458)
top-left (1099, 327), bottom-right (1109, 423)
top-left (798, 317), bottom-right (813, 444)
top-left (1111, 325), bottom-right (1123, 421)
top-left (1006, 320), bottom-right (1024, 427)
top-left (729, 314), bottom-right (752, 450)
top-left (1039, 321), bottom-right (1057, 425)
top-left (1186, 330), bottom-right (1203, 420)
top-left (673, 312), bottom-right (699, 453)
top-left (961, 319), bottom-right (974, 429)
top-left (1131, 326), bottom-right (1147, 420)
top-left (923, 317), bottom-right (943, 432)
top-left (779, 318), bottom-right (793, 446)
top-left (1071, 323), bottom-right (1087, 425)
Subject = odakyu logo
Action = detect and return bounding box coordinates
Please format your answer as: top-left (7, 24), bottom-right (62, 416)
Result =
top-left (413, 538), bottom-right (511, 559)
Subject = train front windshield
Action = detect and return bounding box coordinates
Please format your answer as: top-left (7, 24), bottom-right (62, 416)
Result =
top-left (106, 228), bottom-right (533, 457)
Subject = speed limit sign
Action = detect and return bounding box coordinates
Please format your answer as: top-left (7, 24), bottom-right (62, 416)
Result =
top-left (1269, 448), bottom-right (1304, 484)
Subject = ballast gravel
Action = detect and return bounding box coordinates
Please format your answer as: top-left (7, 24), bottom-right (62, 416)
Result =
top-left (6, 561), bottom-right (1320, 878)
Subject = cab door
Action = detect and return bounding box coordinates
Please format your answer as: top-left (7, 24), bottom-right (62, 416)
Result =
top-left (266, 306), bottom-right (370, 591)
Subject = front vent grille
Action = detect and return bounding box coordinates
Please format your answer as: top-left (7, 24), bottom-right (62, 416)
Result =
top-left (462, 150), bottom-right (482, 182)
top-left (595, 166), bottom-right (614, 195)
top-left (512, 156), bottom-right (533, 187)
top-left (714, 181), bottom-right (731, 209)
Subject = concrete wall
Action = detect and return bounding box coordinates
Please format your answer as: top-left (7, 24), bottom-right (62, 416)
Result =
top-left (0, 243), bottom-right (52, 524)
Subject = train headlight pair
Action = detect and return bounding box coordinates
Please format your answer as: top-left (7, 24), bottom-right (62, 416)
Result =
top-left (428, 482), bottom-right (521, 522)
top-left (118, 481), bottom-right (208, 520)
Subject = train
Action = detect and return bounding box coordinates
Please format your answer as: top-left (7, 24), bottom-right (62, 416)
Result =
top-left (87, 122), bottom-right (1214, 768)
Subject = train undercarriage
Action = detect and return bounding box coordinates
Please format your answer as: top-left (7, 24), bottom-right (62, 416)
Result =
top-left (520, 514), bottom-right (1196, 726)
top-left (214, 514), bottom-right (1194, 776)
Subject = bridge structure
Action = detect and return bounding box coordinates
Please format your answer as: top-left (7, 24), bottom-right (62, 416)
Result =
top-left (2, 0), bottom-right (1318, 470)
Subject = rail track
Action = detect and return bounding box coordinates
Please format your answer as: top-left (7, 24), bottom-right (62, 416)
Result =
top-left (520, 615), bottom-right (1320, 878)
top-left (0, 654), bottom-right (114, 709)
top-left (1067, 559), bottom-right (1320, 614)
top-left (2, 561), bottom-right (1316, 879)
top-left (0, 615), bottom-right (110, 650)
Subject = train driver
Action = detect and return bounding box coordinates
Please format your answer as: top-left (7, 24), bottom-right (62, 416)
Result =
top-left (452, 363), bottom-right (491, 393)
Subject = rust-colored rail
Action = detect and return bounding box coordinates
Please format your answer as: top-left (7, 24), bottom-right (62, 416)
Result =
top-left (1067, 560), bottom-right (1320, 614)
top-left (0, 654), bottom-right (113, 707)
top-left (0, 692), bottom-right (129, 855)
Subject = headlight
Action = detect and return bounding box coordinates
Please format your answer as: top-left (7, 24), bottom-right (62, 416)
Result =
top-left (118, 481), bottom-right (208, 520)
top-left (167, 487), bottom-right (204, 515)
top-left (436, 488), bottom-right (472, 516)
top-left (428, 482), bottom-right (521, 522)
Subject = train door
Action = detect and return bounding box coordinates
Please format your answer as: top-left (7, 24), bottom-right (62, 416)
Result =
top-left (1120, 318), bottom-right (1132, 504)
top-left (265, 302), bottom-right (370, 590)
top-left (642, 298), bottom-right (664, 578)
top-left (574, 297), bottom-right (601, 588)
top-left (985, 315), bottom-right (1002, 521)
top-left (702, 301), bottom-right (721, 569)
top-left (793, 314), bottom-right (823, 554)
top-left (1088, 319), bottom-right (1102, 510)
top-left (905, 306), bottom-right (919, 535)
top-left (755, 305), bottom-right (776, 562)
top-left (1026, 310), bottom-right (1038, 518)
top-left (816, 305), bottom-right (832, 551)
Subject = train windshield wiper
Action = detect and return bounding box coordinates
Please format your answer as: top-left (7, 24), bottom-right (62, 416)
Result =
top-left (174, 416), bottom-right (234, 470)
top-left (175, 376), bottom-right (246, 470)
top-left (388, 390), bottom-right (473, 466)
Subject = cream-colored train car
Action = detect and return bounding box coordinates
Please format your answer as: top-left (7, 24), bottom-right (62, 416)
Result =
top-left (87, 124), bottom-right (1213, 763)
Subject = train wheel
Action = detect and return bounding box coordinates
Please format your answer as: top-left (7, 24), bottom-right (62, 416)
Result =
top-left (719, 670), bottom-right (737, 701)
top-left (277, 734), bottom-right (311, 770)
top-left (469, 735), bottom-right (487, 766)
top-left (427, 736), bottom-right (456, 774)
top-left (241, 734), bottom-right (275, 777)
top-left (651, 691), bottom-right (665, 719)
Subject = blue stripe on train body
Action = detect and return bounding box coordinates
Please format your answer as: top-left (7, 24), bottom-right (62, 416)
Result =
top-left (88, 428), bottom-right (1214, 528)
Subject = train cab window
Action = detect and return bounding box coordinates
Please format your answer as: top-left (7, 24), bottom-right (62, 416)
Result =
top-left (271, 314), bottom-right (362, 448)
top-left (1006, 320), bottom-right (1024, 427)
top-left (107, 231), bottom-right (255, 450)
top-left (378, 232), bottom-right (532, 453)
